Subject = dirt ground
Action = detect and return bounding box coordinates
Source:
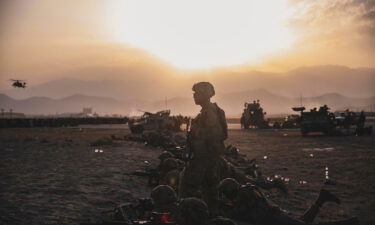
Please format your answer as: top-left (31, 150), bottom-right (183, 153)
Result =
top-left (0, 127), bottom-right (374, 225)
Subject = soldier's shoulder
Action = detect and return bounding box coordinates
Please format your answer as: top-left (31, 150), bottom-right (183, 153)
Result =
top-left (203, 102), bottom-right (218, 111)
top-left (213, 103), bottom-right (226, 116)
top-left (213, 102), bottom-right (224, 110)
top-left (201, 103), bottom-right (219, 115)
top-left (203, 102), bottom-right (225, 114)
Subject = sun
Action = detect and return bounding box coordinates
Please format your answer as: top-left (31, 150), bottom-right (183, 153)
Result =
top-left (108, 0), bottom-right (295, 69)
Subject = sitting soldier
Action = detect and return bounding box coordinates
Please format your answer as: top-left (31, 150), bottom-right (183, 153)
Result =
top-left (159, 158), bottom-right (181, 191)
top-left (219, 156), bottom-right (288, 193)
top-left (111, 185), bottom-right (178, 224)
top-left (159, 151), bottom-right (175, 163)
top-left (218, 178), bottom-right (359, 225)
top-left (148, 151), bottom-right (176, 185)
top-left (112, 198), bottom-right (153, 222)
top-left (150, 184), bottom-right (179, 224)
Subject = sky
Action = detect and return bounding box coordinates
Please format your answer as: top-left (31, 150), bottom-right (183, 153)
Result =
top-left (0, 0), bottom-right (375, 86)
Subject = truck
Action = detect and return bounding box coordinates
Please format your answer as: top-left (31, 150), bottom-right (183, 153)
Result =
top-left (240, 100), bottom-right (269, 129)
top-left (128, 110), bottom-right (182, 134)
top-left (293, 106), bottom-right (372, 136)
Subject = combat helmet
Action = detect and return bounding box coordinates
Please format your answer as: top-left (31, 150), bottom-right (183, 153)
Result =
top-left (151, 185), bottom-right (177, 207)
top-left (192, 82), bottom-right (215, 98)
top-left (161, 158), bottom-right (179, 173)
top-left (178, 197), bottom-right (209, 225)
top-left (208, 217), bottom-right (237, 225)
top-left (218, 178), bottom-right (240, 200)
top-left (158, 151), bottom-right (175, 162)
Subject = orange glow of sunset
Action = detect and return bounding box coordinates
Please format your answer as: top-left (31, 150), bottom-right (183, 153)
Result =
top-left (1, 0), bottom-right (375, 89)
top-left (108, 0), bottom-right (295, 69)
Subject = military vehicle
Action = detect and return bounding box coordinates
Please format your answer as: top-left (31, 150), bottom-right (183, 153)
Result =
top-left (240, 100), bottom-right (269, 129)
top-left (293, 105), bottom-right (372, 136)
top-left (335, 110), bottom-right (372, 135)
top-left (128, 110), bottom-right (182, 134)
top-left (293, 105), bottom-right (336, 136)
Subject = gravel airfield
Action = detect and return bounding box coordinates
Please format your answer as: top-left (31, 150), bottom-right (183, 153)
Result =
top-left (0, 127), bottom-right (374, 225)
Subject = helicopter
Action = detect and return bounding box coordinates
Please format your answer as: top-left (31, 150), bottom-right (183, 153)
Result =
top-left (10, 79), bottom-right (27, 88)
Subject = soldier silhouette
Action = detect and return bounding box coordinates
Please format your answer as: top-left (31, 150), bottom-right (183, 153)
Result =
top-left (179, 82), bottom-right (227, 215)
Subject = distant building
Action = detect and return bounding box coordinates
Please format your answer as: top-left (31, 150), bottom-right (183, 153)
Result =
top-left (0, 110), bottom-right (25, 118)
top-left (56, 108), bottom-right (95, 118)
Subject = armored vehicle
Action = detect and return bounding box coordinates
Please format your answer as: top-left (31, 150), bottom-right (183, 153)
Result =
top-left (128, 110), bottom-right (181, 134)
top-left (240, 100), bottom-right (269, 129)
top-left (293, 105), bottom-right (336, 136)
top-left (295, 106), bottom-right (373, 136)
top-left (335, 110), bottom-right (372, 135)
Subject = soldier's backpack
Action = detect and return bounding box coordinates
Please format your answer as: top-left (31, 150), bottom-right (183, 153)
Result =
top-left (214, 103), bottom-right (228, 140)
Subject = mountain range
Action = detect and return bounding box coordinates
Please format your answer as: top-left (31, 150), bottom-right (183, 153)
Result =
top-left (2, 65), bottom-right (375, 101)
top-left (1, 64), bottom-right (374, 116)
top-left (1, 90), bottom-right (374, 117)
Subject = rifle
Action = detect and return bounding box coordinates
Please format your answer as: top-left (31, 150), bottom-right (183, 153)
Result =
top-left (181, 118), bottom-right (192, 162)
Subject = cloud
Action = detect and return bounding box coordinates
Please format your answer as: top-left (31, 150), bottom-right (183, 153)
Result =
top-left (362, 10), bottom-right (375, 20)
top-left (1, 0), bottom-right (374, 77)
top-left (289, 0), bottom-right (375, 35)
top-left (265, 0), bottom-right (375, 69)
